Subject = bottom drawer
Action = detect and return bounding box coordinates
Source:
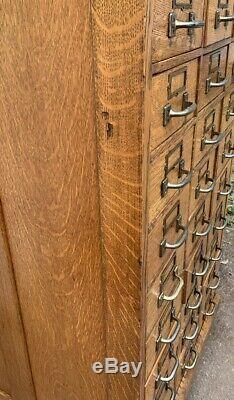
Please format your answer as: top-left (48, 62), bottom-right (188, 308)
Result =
top-left (145, 344), bottom-right (180, 400)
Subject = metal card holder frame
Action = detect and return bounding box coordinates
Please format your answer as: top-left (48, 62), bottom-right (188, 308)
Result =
top-left (192, 201), bottom-right (206, 242)
top-left (167, 67), bottom-right (187, 100)
top-left (173, 0), bottom-right (193, 9)
top-left (195, 161), bottom-right (210, 198)
top-left (161, 141), bottom-right (184, 196)
top-left (218, 0), bottom-right (229, 9)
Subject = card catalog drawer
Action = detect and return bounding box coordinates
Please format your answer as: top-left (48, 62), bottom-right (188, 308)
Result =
top-left (151, 59), bottom-right (198, 150)
top-left (205, 0), bottom-right (234, 46)
top-left (152, 0), bottom-right (205, 62)
top-left (198, 46), bottom-right (228, 111)
top-left (147, 188), bottom-right (189, 287)
top-left (221, 90), bottom-right (234, 132)
top-left (149, 126), bottom-right (194, 222)
top-left (194, 100), bottom-right (223, 167)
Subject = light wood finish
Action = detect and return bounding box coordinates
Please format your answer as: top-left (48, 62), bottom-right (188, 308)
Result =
top-left (226, 41), bottom-right (234, 86)
top-left (91, 1), bottom-right (148, 399)
top-left (205, 0), bottom-right (234, 46)
top-left (194, 100), bottom-right (222, 168)
top-left (146, 255), bottom-right (183, 337)
top-left (187, 194), bottom-right (212, 259)
top-left (198, 45), bottom-right (229, 111)
top-left (152, 0), bottom-right (205, 62)
top-left (0, 2), bottom-right (107, 400)
top-left (0, 1), bottom-right (232, 400)
top-left (0, 203), bottom-right (36, 400)
top-left (151, 59), bottom-right (198, 150)
top-left (221, 90), bottom-right (234, 131)
top-left (147, 186), bottom-right (189, 287)
top-left (0, 391), bottom-right (12, 400)
top-left (152, 37), bottom-right (233, 75)
top-left (189, 149), bottom-right (216, 216)
top-left (216, 125), bottom-right (233, 176)
top-left (149, 125), bottom-right (194, 222)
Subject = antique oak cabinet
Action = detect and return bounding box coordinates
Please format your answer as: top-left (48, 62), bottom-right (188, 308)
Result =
top-left (0, 1), bottom-right (233, 400)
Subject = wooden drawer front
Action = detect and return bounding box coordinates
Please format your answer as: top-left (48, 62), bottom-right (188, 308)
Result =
top-left (152, 0), bottom-right (205, 62)
top-left (221, 90), bottom-right (234, 132)
top-left (147, 188), bottom-right (189, 286)
top-left (181, 310), bottom-right (202, 358)
top-left (216, 127), bottom-right (233, 177)
top-left (212, 197), bottom-right (228, 233)
top-left (226, 42), bottom-right (234, 87)
top-left (194, 101), bottom-right (222, 167)
top-left (146, 304), bottom-right (182, 378)
top-left (149, 126), bottom-right (194, 222)
top-left (147, 254), bottom-right (184, 337)
top-left (151, 59), bottom-right (198, 150)
top-left (190, 150), bottom-right (215, 215)
top-left (205, 0), bottom-right (234, 46)
top-left (198, 46), bottom-right (228, 111)
top-left (207, 226), bottom-right (224, 264)
top-left (203, 287), bottom-right (218, 320)
top-left (145, 344), bottom-right (180, 400)
top-left (211, 161), bottom-right (232, 215)
top-left (185, 239), bottom-right (211, 284)
top-left (204, 258), bottom-right (221, 292)
top-left (180, 342), bottom-right (199, 380)
top-left (187, 195), bottom-right (212, 258)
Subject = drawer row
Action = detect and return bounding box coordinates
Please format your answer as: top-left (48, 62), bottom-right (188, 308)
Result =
top-left (146, 137), bottom-right (233, 288)
top-left (151, 42), bottom-right (233, 151)
top-left (152, 0), bottom-right (234, 62)
top-left (144, 161), bottom-right (229, 394)
top-left (149, 91), bottom-right (233, 224)
top-left (145, 290), bottom-right (219, 400)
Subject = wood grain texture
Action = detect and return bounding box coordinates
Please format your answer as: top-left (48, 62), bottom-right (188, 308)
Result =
top-left (0, 2), bottom-right (107, 400)
top-left (0, 202), bottom-right (36, 400)
top-left (91, 1), bottom-right (148, 399)
top-left (198, 45), bottom-right (228, 111)
top-left (205, 0), bottom-right (234, 46)
top-left (151, 58), bottom-right (199, 151)
top-left (152, 0), bottom-right (206, 62)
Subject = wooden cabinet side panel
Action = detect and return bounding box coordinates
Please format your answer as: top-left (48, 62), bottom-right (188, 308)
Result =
top-left (0, 2), bottom-right (107, 400)
top-left (0, 203), bottom-right (36, 400)
top-left (91, 2), bottom-right (147, 399)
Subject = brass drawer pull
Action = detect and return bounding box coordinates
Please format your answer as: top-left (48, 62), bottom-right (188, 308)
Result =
top-left (218, 183), bottom-right (232, 197)
top-left (183, 349), bottom-right (198, 370)
top-left (159, 349), bottom-right (179, 383)
top-left (161, 169), bottom-right (192, 197)
top-left (160, 217), bottom-right (188, 255)
top-left (195, 177), bottom-right (215, 197)
top-left (210, 247), bottom-right (222, 262)
top-left (194, 219), bottom-right (212, 238)
top-left (164, 385), bottom-right (176, 400)
top-left (206, 76), bottom-right (227, 93)
top-left (204, 300), bottom-right (216, 317)
top-left (187, 289), bottom-right (202, 310)
top-left (208, 274), bottom-right (220, 290)
top-left (213, 217), bottom-right (228, 231)
top-left (215, 10), bottom-right (234, 29)
top-left (168, 12), bottom-right (204, 38)
top-left (223, 147), bottom-right (234, 159)
top-left (226, 109), bottom-right (234, 119)
top-left (194, 255), bottom-right (210, 277)
top-left (184, 318), bottom-right (199, 341)
top-left (163, 92), bottom-right (197, 126)
top-left (158, 312), bottom-right (181, 345)
top-left (159, 268), bottom-right (184, 302)
top-left (201, 130), bottom-right (224, 147)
